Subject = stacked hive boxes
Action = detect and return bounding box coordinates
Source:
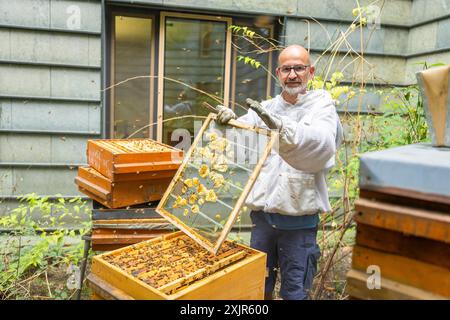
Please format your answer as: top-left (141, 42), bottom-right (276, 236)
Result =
top-left (346, 144), bottom-right (450, 300)
top-left (74, 139), bottom-right (183, 250)
top-left (75, 139), bottom-right (183, 209)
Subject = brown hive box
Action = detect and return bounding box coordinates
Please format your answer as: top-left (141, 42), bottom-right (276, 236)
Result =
top-left (87, 232), bottom-right (266, 300)
top-left (346, 191), bottom-right (450, 300)
top-left (86, 139), bottom-right (183, 181)
top-left (75, 166), bottom-right (173, 209)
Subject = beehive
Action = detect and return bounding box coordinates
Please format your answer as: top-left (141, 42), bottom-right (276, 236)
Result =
top-left (87, 139), bottom-right (183, 181)
top-left (75, 166), bottom-right (172, 209)
top-left (346, 144), bottom-right (450, 300)
top-left (88, 232), bottom-right (266, 300)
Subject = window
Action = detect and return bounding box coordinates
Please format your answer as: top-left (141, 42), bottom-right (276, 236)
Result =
top-left (231, 21), bottom-right (274, 117)
top-left (111, 14), bottom-right (155, 139)
top-left (158, 13), bottom-right (231, 145)
top-left (107, 8), bottom-right (275, 143)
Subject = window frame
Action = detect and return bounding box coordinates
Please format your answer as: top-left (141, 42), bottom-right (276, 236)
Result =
top-left (109, 10), bottom-right (157, 139)
top-left (157, 11), bottom-right (233, 142)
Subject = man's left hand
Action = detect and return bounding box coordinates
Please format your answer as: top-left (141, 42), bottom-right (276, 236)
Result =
top-left (246, 98), bottom-right (282, 130)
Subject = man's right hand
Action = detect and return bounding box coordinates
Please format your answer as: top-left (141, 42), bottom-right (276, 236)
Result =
top-left (216, 105), bottom-right (237, 124)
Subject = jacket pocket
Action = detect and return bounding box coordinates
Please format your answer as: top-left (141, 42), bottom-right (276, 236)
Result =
top-left (269, 172), bottom-right (319, 215)
top-left (245, 172), bottom-right (268, 209)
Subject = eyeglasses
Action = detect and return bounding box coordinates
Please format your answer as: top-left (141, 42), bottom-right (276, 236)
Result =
top-left (279, 65), bottom-right (310, 75)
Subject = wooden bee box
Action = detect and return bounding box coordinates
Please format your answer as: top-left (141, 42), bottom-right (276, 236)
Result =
top-left (87, 139), bottom-right (183, 181)
top-left (88, 232), bottom-right (266, 300)
top-left (75, 166), bottom-right (172, 208)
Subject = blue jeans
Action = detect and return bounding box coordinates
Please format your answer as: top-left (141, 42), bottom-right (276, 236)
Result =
top-left (250, 211), bottom-right (321, 300)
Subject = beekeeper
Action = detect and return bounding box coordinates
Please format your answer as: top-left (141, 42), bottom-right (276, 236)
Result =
top-left (216, 44), bottom-right (343, 300)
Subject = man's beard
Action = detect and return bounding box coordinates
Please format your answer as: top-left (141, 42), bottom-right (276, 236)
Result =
top-left (281, 82), bottom-right (307, 96)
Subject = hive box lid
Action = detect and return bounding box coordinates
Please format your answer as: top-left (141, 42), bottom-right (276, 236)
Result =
top-left (359, 143), bottom-right (450, 200)
top-left (87, 138), bottom-right (183, 180)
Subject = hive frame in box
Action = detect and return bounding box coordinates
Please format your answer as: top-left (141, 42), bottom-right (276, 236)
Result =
top-left (156, 113), bottom-right (277, 254)
top-left (88, 231), bottom-right (266, 300)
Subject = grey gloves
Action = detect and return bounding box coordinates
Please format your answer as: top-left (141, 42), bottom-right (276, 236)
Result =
top-left (216, 105), bottom-right (237, 124)
top-left (216, 99), bottom-right (282, 131)
top-left (245, 98), bottom-right (282, 130)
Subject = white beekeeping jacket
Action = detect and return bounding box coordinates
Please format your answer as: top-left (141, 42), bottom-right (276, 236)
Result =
top-left (237, 89), bottom-right (343, 216)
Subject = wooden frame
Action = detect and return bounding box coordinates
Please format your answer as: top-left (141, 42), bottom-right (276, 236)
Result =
top-left (156, 113), bottom-right (276, 254)
top-left (110, 12), bottom-right (156, 139)
top-left (157, 12), bottom-right (233, 142)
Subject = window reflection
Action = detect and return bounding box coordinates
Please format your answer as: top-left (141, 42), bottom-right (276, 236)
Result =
top-left (162, 17), bottom-right (227, 145)
top-left (232, 25), bottom-right (272, 117)
top-left (113, 16), bottom-right (153, 138)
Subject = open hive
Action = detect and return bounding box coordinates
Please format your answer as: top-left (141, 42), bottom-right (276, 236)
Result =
top-left (88, 232), bottom-right (266, 300)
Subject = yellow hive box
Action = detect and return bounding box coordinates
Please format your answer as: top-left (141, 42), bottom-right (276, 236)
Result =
top-left (88, 231), bottom-right (266, 300)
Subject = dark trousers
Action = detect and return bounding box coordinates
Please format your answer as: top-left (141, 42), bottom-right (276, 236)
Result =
top-left (250, 211), bottom-right (321, 300)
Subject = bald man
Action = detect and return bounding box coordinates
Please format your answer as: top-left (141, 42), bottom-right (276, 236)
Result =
top-left (217, 45), bottom-right (343, 300)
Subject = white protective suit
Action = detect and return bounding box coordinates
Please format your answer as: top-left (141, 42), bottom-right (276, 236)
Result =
top-left (238, 89), bottom-right (343, 216)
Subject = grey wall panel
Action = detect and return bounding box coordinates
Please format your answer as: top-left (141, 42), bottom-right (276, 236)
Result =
top-left (50, 68), bottom-right (100, 99)
top-left (436, 18), bottom-right (450, 49)
top-left (228, 0), bottom-right (297, 15)
top-left (0, 100), bottom-right (101, 132)
top-left (411, 0), bottom-right (450, 25)
top-left (142, 0), bottom-right (299, 15)
top-left (88, 103), bottom-right (101, 132)
top-left (0, 0), bottom-right (101, 33)
top-left (0, 28), bottom-right (100, 67)
top-left (408, 22), bottom-right (438, 54)
top-left (0, 0), bottom-right (50, 28)
top-left (0, 167), bottom-right (80, 196)
top-left (0, 134), bottom-right (52, 163)
top-left (88, 35), bottom-right (101, 67)
top-left (0, 29), bottom-right (11, 60)
top-left (0, 99), bottom-right (12, 129)
top-left (50, 135), bottom-right (88, 163)
top-left (298, 0), bottom-right (411, 27)
top-left (0, 65), bottom-right (51, 97)
top-left (310, 52), bottom-right (406, 86)
top-left (0, 134), bottom-right (89, 163)
top-left (0, 65), bottom-right (100, 99)
top-left (285, 19), bottom-right (408, 55)
top-left (0, 168), bottom-right (14, 195)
